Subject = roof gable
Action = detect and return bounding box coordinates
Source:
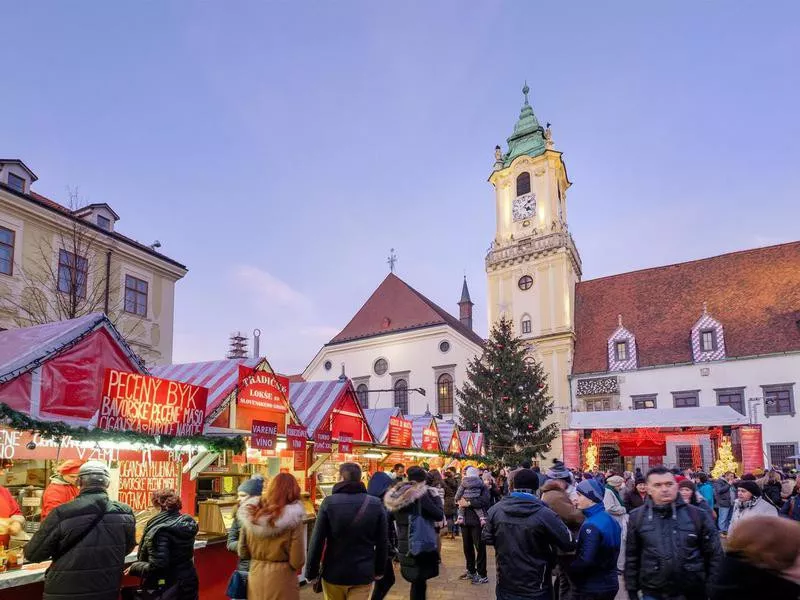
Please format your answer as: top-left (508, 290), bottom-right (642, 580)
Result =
top-left (573, 242), bottom-right (800, 374)
top-left (328, 273), bottom-right (484, 346)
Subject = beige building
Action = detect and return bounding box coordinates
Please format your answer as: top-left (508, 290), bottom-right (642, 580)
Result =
top-left (486, 86), bottom-right (582, 459)
top-left (0, 159), bottom-right (187, 365)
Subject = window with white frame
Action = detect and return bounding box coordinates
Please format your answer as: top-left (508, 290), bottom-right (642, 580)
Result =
top-left (0, 226), bottom-right (14, 275)
top-left (585, 398), bottom-right (612, 411)
top-left (615, 341), bottom-right (628, 361)
top-left (124, 275), bottom-right (148, 317)
top-left (394, 379), bottom-right (408, 415)
top-left (57, 249), bottom-right (88, 298)
top-left (700, 329), bottom-right (717, 352)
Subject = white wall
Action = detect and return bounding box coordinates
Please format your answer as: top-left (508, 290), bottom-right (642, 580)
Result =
top-left (303, 324), bottom-right (482, 418)
top-left (571, 352), bottom-right (800, 465)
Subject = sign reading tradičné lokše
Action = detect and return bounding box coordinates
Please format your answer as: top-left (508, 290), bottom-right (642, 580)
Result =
top-left (98, 369), bottom-right (208, 436)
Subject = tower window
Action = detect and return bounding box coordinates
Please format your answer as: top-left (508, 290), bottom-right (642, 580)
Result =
top-left (700, 329), bottom-right (716, 352)
top-left (516, 172), bottom-right (531, 196)
top-left (518, 275), bottom-right (533, 291)
top-left (615, 341), bottom-right (628, 361)
top-left (394, 379), bottom-right (409, 415)
top-left (521, 319), bottom-right (532, 334)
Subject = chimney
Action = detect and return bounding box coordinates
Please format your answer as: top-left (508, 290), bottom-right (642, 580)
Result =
top-left (458, 277), bottom-right (474, 330)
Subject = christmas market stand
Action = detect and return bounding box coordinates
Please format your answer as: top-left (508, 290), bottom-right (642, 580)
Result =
top-left (0, 314), bottom-right (239, 599)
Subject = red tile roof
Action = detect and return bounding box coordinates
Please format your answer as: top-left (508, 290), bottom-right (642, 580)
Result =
top-left (328, 273), bottom-right (485, 347)
top-left (573, 241), bottom-right (800, 374)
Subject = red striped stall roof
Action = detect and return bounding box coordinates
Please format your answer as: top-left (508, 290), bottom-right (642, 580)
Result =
top-left (290, 379), bottom-right (351, 437)
top-left (436, 420), bottom-right (461, 453)
top-left (151, 357), bottom-right (262, 417)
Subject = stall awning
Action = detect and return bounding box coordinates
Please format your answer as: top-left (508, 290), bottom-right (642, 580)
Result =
top-left (408, 414), bottom-right (440, 451)
top-left (364, 407), bottom-right (401, 443)
top-left (152, 357), bottom-right (261, 417)
top-left (291, 379), bottom-right (375, 442)
top-left (568, 406), bottom-right (750, 430)
top-left (436, 420), bottom-right (462, 454)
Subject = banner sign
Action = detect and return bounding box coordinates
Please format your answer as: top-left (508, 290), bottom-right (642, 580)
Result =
top-left (387, 416), bottom-right (413, 447)
top-left (561, 430), bottom-right (581, 470)
top-left (293, 449), bottom-right (307, 471)
top-left (421, 427), bottom-right (439, 451)
top-left (286, 424), bottom-right (307, 452)
top-left (118, 460), bottom-right (181, 511)
top-left (448, 435), bottom-right (461, 454)
top-left (338, 432), bottom-right (353, 454)
top-left (251, 420), bottom-right (278, 454)
top-left (740, 425), bottom-right (764, 474)
top-left (98, 369), bottom-right (208, 436)
top-left (238, 367), bottom-right (289, 413)
top-left (314, 431), bottom-right (332, 454)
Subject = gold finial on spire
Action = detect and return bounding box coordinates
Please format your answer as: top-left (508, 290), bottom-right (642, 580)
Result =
top-left (618, 314), bottom-right (623, 327)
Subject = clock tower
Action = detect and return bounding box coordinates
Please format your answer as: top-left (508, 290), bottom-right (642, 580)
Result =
top-left (486, 84), bottom-right (582, 458)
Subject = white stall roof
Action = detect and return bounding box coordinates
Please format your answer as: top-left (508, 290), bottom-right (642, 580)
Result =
top-left (569, 406), bottom-right (749, 430)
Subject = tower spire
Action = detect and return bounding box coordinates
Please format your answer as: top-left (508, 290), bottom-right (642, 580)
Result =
top-left (458, 276), bottom-right (474, 331)
top-left (501, 82), bottom-right (546, 166)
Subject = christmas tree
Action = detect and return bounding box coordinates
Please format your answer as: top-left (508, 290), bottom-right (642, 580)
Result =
top-left (711, 437), bottom-right (739, 478)
top-left (457, 317), bottom-right (558, 465)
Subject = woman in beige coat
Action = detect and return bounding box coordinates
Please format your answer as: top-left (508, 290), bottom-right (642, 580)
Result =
top-left (239, 473), bottom-right (307, 600)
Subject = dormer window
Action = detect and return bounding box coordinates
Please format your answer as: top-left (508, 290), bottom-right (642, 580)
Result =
top-left (7, 173), bottom-right (25, 193)
top-left (607, 315), bottom-right (638, 372)
top-left (72, 203), bottom-right (119, 233)
top-left (700, 329), bottom-right (717, 352)
top-left (97, 215), bottom-right (111, 231)
top-left (615, 341), bottom-right (628, 361)
top-left (516, 172), bottom-right (531, 196)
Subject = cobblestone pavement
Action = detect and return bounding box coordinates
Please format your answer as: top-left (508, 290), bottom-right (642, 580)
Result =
top-left (301, 534), bottom-right (496, 599)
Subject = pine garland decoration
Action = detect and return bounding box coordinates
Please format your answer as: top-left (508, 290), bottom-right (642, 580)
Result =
top-left (0, 403), bottom-right (246, 454)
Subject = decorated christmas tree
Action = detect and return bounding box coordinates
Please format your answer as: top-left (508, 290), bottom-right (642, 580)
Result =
top-left (457, 317), bottom-right (557, 465)
top-left (711, 437), bottom-right (739, 478)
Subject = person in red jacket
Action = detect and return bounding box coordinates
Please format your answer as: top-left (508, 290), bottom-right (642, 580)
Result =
top-left (41, 459), bottom-right (82, 518)
top-left (0, 483), bottom-right (25, 536)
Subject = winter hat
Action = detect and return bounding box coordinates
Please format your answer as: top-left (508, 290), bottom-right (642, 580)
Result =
top-left (79, 461), bottom-right (110, 478)
top-left (678, 480), bottom-right (696, 492)
top-left (735, 480), bottom-right (762, 498)
top-left (634, 476), bottom-right (646, 486)
top-left (576, 479), bottom-right (604, 504)
top-left (465, 466), bottom-right (479, 478)
top-left (407, 466), bottom-right (427, 483)
top-left (367, 472), bottom-right (394, 498)
top-left (57, 460), bottom-right (84, 475)
top-left (607, 475), bottom-right (624, 488)
top-left (741, 473), bottom-right (757, 481)
top-left (546, 459), bottom-right (572, 481)
top-left (512, 468), bottom-right (540, 493)
top-left (238, 474), bottom-right (265, 497)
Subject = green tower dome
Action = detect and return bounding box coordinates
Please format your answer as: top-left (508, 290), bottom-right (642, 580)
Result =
top-left (503, 83), bottom-right (546, 167)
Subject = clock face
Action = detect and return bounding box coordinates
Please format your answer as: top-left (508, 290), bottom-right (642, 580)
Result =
top-left (512, 193), bottom-right (536, 222)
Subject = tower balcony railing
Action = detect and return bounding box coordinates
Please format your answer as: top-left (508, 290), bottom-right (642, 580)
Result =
top-left (485, 231), bottom-right (582, 270)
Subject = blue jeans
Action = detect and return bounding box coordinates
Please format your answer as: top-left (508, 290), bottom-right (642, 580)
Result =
top-left (717, 505), bottom-right (732, 532)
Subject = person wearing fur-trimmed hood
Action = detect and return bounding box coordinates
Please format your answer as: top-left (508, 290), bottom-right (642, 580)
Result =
top-left (385, 466), bottom-right (444, 600)
top-left (238, 473), bottom-right (307, 600)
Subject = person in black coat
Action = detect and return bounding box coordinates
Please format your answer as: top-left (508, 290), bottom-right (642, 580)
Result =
top-left (24, 460), bottom-right (136, 600)
top-left (455, 466), bottom-right (491, 583)
top-left (624, 476), bottom-right (648, 512)
top-left (369, 472), bottom-right (400, 600)
top-left (384, 466), bottom-right (444, 600)
top-left (305, 463), bottom-right (388, 594)
top-left (442, 469), bottom-right (459, 538)
top-left (128, 489), bottom-right (199, 600)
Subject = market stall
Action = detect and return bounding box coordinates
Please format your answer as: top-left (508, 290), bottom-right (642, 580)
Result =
top-left (437, 420), bottom-right (463, 456)
top-left (364, 407), bottom-right (416, 471)
top-left (0, 314), bottom-right (227, 599)
top-left (563, 406), bottom-right (756, 474)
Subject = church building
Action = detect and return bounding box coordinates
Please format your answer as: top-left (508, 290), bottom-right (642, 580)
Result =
top-left (302, 273), bottom-right (484, 419)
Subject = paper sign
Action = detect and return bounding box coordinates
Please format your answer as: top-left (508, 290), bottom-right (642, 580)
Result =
top-left (99, 369), bottom-right (208, 436)
top-left (387, 416), bottom-right (413, 447)
top-left (740, 425), bottom-right (764, 474)
top-left (293, 449), bottom-right (307, 471)
top-left (421, 427), bottom-right (438, 451)
top-left (314, 431), bottom-right (332, 454)
top-left (286, 424), bottom-right (307, 452)
top-left (339, 432), bottom-right (353, 454)
top-left (251, 420), bottom-right (278, 454)
top-left (118, 460), bottom-right (181, 512)
top-left (238, 367), bottom-right (289, 413)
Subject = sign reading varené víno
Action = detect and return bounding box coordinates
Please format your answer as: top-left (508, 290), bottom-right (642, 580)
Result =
top-left (99, 369), bottom-right (208, 436)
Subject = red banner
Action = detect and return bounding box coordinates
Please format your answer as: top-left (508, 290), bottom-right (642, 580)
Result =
top-left (387, 416), bottom-right (412, 447)
top-left (421, 427), bottom-right (438, 451)
top-left (293, 449), bottom-right (307, 472)
top-left (118, 460), bottom-right (181, 511)
top-left (314, 431), bottom-right (332, 454)
top-left (251, 420), bottom-right (278, 454)
top-left (448, 435), bottom-right (461, 454)
top-left (98, 369), bottom-right (207, 436)
top-left (238, 367), bottom-right (290, 413)
top-left (562, 430), bottom-right (581, 469)
top-left (339, 432), bottom-right (353, 454)
top-left (286, 424), bottom-right (307, 452)
top-left (740, 425), bottom-right (764, 474)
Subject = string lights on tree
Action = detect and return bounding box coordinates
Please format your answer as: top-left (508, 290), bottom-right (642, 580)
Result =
top-left (711, 437), bottom-right (739, 478)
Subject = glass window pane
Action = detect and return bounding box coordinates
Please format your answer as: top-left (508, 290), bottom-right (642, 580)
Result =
top-left (0, 227), bottom-right (12, 245)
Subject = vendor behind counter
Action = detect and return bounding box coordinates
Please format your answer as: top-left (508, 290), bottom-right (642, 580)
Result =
top-left (41, 460), bottom-right (81, 519)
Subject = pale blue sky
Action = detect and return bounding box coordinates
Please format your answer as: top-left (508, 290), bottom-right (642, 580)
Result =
top-left (3, 2), bottom-right (799, 373)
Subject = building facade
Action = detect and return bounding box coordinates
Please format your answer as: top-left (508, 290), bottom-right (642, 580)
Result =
top-left (303, 273), bottom-right (484, 419)
top-left (485, 85), bottom-right (581, 458)
top-left (569, 242), bottom-right (800, 468)
top-left (0, 159), bottom-right (187, 365)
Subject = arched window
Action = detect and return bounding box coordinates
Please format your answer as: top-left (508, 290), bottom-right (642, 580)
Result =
top-left (516, 172), bottom-right (531, 196)
top-left (437, 373), bottom-right (453, 415)
top-left (394, 379), bottom-right (408, 415)
top-left (356, 384), bottom-right (369, 409)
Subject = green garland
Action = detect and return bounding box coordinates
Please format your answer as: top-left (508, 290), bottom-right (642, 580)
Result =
top-left (0, 403), bottom-right (245, 454)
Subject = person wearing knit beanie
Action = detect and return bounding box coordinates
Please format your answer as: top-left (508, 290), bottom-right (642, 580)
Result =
top-left (576, 479), bottom-right (605, 504)
top-left (729, 478), bottom-right (778, 536)
top-left (734, 480), bottom-right (761, 498)
top-left (238, 474), bottom-right (265, 498)
top-left (546, 459), bottom-right (573, 482)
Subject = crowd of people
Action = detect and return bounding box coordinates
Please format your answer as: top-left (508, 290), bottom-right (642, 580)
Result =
top-left (8, 456), bottom-right (800, 600)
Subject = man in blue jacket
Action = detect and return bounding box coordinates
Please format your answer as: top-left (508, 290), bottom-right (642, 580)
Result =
top-left (568, 479), bottom-right (621, 600)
